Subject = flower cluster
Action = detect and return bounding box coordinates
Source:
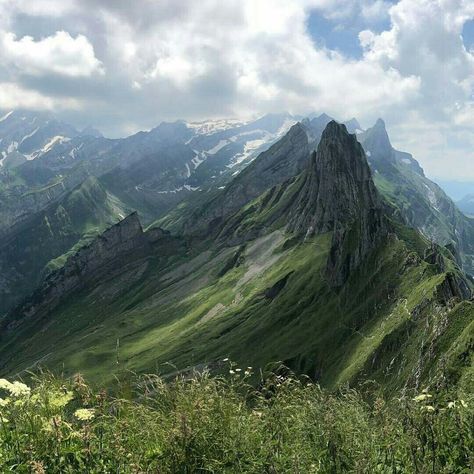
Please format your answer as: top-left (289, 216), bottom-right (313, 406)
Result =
top-left (0, 379), bottom-right (31, 398)
top-left (74, 408), bottom-right (95, 421)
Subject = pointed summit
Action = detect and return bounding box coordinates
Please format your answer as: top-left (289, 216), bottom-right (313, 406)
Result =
top-left (359, 118), bottom-right (394, 163)
top-left (288, 121), bottom-right (388, 286)
top-left (374, 118), bottom-right (386, 128)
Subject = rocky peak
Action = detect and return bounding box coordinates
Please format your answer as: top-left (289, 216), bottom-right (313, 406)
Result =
top-left (288, 121), bottom-right (383, 234)
top-left (288, 121), bottom-right (388, 287)
top-left (359, 118), bottom-right (394, 163)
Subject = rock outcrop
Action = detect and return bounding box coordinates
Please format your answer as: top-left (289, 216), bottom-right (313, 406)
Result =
top-left (288, 121), bottom-right (388, 287)
top-left (2, 213), bottom-right (169, 330)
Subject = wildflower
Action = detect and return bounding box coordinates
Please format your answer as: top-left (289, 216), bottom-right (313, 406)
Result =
top-left (50, 390), bottom-right (74, 408)
top-left (229, 370), bottom-right (235, 375)
top-left (222, 358), bottom-right (229, 362)
top-left (74, 408), bottom-right (95, 421)
top-left (423, 405), bottom-right (435, 412)
top-left (0, 379), bottom-right (12, 391)
top-left (413, 393), bottom-right (432, 402)
top-left (460, 400), bottom-right (468, 408)
top-left (235, 368), bottom-right (242, 372)
top-left (9, 381), bottom-right (30, 398)
top-left (447, 401), bottom-right (456, 409)
top-left (0, 398), bottom-right (9, 407)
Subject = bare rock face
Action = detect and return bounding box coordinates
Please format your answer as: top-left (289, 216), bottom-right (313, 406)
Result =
top-left (2, 213), bottom-right (165, 330)
top-left (435, 272), bottom-right (472, 305)
top-left (288, 121), bottom-right (388, 287)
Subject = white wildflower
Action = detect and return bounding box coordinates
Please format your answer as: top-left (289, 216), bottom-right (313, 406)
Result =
top-left (413, 393), bottom-right (432, 402)
top-left (8, 381), bottom-right (30, 397)
top-left (74, 408), bottom-right (95, 421)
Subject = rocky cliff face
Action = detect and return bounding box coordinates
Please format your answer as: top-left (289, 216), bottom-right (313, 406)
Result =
top-left (288, 121), bottom-right (388, 287)
top-left (2, 213), bottom-right (168, 330)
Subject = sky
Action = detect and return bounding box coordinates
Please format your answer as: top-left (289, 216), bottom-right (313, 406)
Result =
top-left (0, 0), bottom-right (473, 180)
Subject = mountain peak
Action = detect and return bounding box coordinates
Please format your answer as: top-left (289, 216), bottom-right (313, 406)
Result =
top-left (374, 118), bottom-right (386, 129)
top-left (359, 118), bottom-right (393, 162)
top-left (320, 119), bottom-right (348, 139)
top-left (288, 120), bottom-right (388, 286)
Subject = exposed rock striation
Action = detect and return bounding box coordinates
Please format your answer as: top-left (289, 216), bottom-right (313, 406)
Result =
top-left (288, 121), bottom-right (388, 287)
top-left (1, 213), bottom-right (169, 331)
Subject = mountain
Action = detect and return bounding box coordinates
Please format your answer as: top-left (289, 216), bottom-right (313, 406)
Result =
top-left (457, 194), bottom-right (474, 217)
top-left (0, 112), bottom-right (298, 314)
top-left (0, 176), bottom-right (132, 315)
top-left (359, 119), bottom-right (474, 276)
top-left (287, 121), bottom-right (388, 287)
top-left (0, 112), bottom-right (296, 234)
top-left (0, 110), bottom-right (80, 165)
top-left (1, 121), bottom-right (472, 396)
top-left (155, 114), bottom-right (357, 235)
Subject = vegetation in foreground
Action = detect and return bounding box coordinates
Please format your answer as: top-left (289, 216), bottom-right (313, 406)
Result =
top-left (0, 365), bottom-right (472, 473)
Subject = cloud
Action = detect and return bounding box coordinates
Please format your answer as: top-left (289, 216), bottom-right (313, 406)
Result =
top-left (0, 81), bottom-right (81, 110)
top-left (358, 0), bottom-right (474, 178)
top-left (1, 30), bottom-right (103, 77)
top-left (0, 0), bottom-right (472, 179)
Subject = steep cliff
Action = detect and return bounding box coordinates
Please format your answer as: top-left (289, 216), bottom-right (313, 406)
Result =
top-left (1, 213), bottom-right (169, 331)
top-left (288, 121), bottom-right (388, 286)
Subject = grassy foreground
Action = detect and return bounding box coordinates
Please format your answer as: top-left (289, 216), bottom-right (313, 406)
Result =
top-left (0, 366), bottom-right (472, 473)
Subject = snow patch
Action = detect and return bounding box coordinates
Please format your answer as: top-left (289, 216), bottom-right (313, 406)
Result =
top-left (191, 151), bottom-right (206, 169)
top-left (7, 141), bottom-right (18, 153)
top-left (157, 184), bottom-right (200, 194)
top-left (228, 138), bottom-right (268, 168)
top-left (186, 119), bottom-right (247, 135)
top-left (42, 135), bottom-right (70, 153)
top-left (0, 110), bottom-right (13, 123)
top-left (19, 127), bottom-right (39, 145)
top-left (207, 139), bottom-right (228, 155)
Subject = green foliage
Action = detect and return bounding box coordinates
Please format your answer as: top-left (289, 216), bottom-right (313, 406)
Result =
top-left (0, 370), bottom-right (473, 473)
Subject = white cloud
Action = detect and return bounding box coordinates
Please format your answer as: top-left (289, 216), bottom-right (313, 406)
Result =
top-left (0, 0), bottom-right (472, 178)
top-left (1, 30), bottom-right (103, 77)
top-left (358, 0), bottom-right (474, 178)
top-left (0, 82), bottom-right (80, 110)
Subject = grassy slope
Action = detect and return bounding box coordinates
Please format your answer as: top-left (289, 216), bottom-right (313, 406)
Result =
top-left (2, 213), bottom-right (472, 393)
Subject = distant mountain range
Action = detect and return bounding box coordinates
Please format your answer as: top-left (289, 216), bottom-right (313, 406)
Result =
top-left (457, 194), bottom-right (474, 217)
top-left (0, 110), bottom-right (473, 394)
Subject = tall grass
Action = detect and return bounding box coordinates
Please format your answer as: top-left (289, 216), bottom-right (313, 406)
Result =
top-left (0, 364), bottom-right (472, 473)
